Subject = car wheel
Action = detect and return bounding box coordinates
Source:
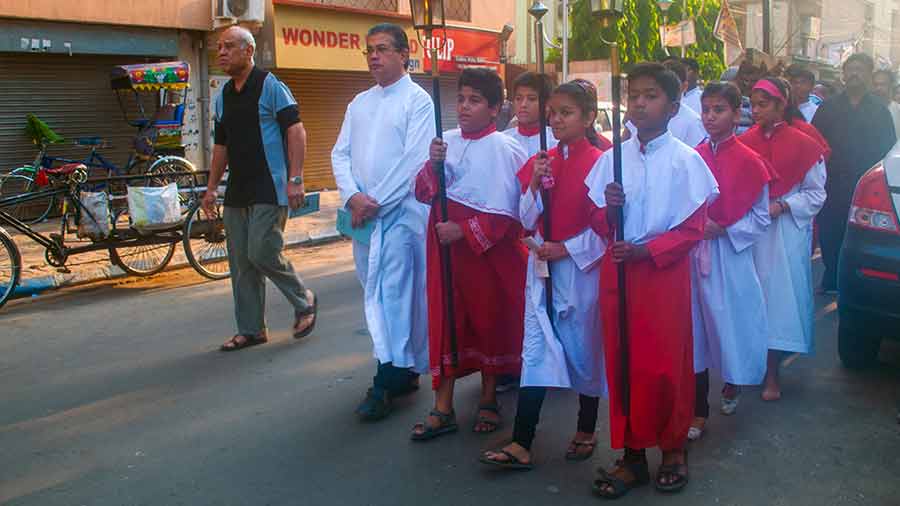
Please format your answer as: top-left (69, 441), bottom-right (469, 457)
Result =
top-left (838, 311), bottom-right (881, 369)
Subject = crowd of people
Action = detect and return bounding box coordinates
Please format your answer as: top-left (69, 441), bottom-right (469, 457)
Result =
top-left (206, 23), bottom-right (898, 499)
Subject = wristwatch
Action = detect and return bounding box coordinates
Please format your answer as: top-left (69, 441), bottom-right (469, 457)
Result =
top-left (289, 175), bottom-right (303, 185)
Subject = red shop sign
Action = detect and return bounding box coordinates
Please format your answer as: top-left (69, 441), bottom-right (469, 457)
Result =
top-left (421, 28), bottom-right (501, 73)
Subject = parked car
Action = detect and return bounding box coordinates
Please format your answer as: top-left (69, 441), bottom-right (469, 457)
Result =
top-left (837, 144), bottom-right (900, 369)
top-left (596, 101), bottom-right (627, 143)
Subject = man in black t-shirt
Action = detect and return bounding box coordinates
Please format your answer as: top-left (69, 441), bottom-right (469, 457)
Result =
top-left (204, 26), bottom-right (317, 351)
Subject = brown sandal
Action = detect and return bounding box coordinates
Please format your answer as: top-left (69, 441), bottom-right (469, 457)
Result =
top-left (565, 439), bottom-right (596, 461)
top-left (220, 333), bottom-right (267, 352)
top-left (294, 289), bottom-right (317, 339)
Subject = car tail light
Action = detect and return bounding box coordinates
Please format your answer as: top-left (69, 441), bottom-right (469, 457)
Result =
top-left (848, 164), bottom-right (900, 234)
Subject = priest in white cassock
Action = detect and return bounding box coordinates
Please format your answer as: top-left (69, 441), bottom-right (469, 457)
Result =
top-left (331, 23), bottom-right (434, 422)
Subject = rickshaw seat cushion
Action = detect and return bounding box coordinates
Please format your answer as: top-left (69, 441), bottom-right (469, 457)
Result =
top-left (45, 163), bottom-right (87, 175)
top-left (75, 137), bottom-right (105, 146)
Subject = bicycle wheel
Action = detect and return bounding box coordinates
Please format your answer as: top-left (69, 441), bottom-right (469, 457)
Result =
top-left (0, 168), bottom-right (55, 224)
top-left (108, 204), bottom-right (175, 277)
top-left (0, 228), bottom-right (22, 309)
top-left (183, 199), bottom-right (230, 280)
top-left (146, 156), bottom-right (198, 210)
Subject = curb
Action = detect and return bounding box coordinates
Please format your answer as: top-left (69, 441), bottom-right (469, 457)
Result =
top-left (14, 227), bottom-right (344, 299)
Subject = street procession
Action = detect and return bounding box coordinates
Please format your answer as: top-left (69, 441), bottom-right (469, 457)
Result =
top-left (1, 0), bottom-right (900, 505)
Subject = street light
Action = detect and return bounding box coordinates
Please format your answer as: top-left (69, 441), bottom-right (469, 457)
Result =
top-left (590, 0), bottom-right (630, 417)
top-left (657, 0), bottom-right (673, 55)
top-left (409, 0), bottom-right (458, 367)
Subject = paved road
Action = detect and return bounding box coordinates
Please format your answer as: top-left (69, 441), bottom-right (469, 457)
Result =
top-left (1, 241), bottom-right (898, 506)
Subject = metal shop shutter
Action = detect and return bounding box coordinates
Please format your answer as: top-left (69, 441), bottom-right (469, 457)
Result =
top-left (0, 53), bottom-right (152, 175)
top-left (274, 69), bottom-right (376, 191)
top-left (412, 73), bottom-right (459, 133)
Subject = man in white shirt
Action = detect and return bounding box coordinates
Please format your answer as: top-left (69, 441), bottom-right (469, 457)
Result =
top-left (786, 63), bottom-right (819, 122)
top-left (332, 23), bottom-right (435, 421)
top-left (873, 69), bottom-right (900, 141)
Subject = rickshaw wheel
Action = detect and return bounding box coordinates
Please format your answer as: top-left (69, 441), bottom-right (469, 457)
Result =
top-left (0, 229), bottom-right (21, 309)
top-left (183, 198), bottom-right (230, 280)
top-left (109, 241), bottom-right (176, 277)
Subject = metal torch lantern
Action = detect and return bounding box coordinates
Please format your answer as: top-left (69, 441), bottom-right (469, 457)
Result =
top-left (591, 0), bottom-right (630, 417)
top-left (409, 0), bottom-right (458, 367)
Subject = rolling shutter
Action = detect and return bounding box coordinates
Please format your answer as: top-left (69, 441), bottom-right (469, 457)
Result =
top-left (0, 53), bottom-right (152, 175)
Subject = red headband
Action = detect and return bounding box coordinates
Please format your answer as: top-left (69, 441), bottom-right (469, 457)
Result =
top-left (752, 80), bottom-right (786, 104)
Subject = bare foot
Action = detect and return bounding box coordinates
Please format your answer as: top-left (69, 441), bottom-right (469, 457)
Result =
top-left (761, 378), bottom-right (781, 401)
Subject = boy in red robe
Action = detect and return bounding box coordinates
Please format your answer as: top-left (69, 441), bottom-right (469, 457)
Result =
top-left (588, 63), bottom-right (718, 497)
top-left (410, 68), bottom-right (529, 441)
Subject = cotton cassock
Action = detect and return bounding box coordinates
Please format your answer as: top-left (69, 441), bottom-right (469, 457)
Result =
top-left (691, 136), bottom-right (772, 385)
top-left (331, 73), bottom-right (433, 374)
top-left (414, 125), bottom-right (528, 388)
top-left (586, 132), bottom-right (718, 451)
top-left (516, 137), bottom-right (608, 397)
top-left (504, 124), bottom-right (558, 158)
top-left (740, 123), bottom-right (827, 354)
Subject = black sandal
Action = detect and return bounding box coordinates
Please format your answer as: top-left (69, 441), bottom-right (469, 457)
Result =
top-left (410, 409), bottom-right (458, 441)
top-left (479, 446), bottom-right (534, 471)
top-left (655, 451), bottom-right (689, 493)
top-left (592, 455), bottom-right (650, 499)
top-left (293, 289), bottom-right (317, 339)
top-left (472, 402), bottom-right (502, 433)
top-left (219, 333), bottom-right (267, 352)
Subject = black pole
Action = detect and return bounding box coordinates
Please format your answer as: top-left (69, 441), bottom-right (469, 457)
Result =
top-left (535, 18), bottom-right (554, 322)
top-left (610, 41), bottom-right (629, 417)
top-left (762, 0), bottom-right (772, 54)
top-left (428, 41), bottom-right (458, 368)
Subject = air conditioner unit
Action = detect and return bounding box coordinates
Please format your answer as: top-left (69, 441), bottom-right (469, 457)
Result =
top-left (215, 0), bottom-right (264, 27)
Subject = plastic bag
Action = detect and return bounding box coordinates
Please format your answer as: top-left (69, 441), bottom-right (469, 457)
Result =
top-left (77, 191), bottom-right (110, 240)
top-left (127, 183), bottom-right (182, 231)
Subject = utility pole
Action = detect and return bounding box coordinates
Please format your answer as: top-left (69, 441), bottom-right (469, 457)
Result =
top-left (562, 0), bottom-right (569, 81)
top-left (762, 0), bottom-right (771, 54)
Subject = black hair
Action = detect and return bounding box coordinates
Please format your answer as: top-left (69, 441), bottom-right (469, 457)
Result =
top-left (458, 68), bottom-right (504, 108)
top-left (682, 57), bottom-right (700, 73)
top-left (367, 23), bottom-right (410, 51)
top-left (785, 63), bottom-right (815, 83)
top-left (629, 62), bottom-right (682, 102)
top-left (874, 69), bottom-right (897, 87)
top-left (843, 52), bottom-right (875, 72)
top-left (701, 81), bottom-right (741, 110)
top-left (512, 72), bottom-right (553, 104)
top-left (755, 76), bottom-right (805, 124)
top-left (662, 59), bottom-right (688, 90)
top-left (367, 23), bottom-right (410, 69)
top-left (553, 79), bottom-right (603, 149)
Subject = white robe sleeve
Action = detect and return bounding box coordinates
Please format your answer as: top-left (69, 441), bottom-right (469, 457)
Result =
top-left (783, 159), bottom-right (827, 229)
top-left (331, 104), bottom-right (360, 208)
top-left (368, 95), bottom-right (435, 215)
top-left (519, 189), bottom-right (543, 231)
top-left (726, 184), bottom-right (772, 253)
top-left (563, 227), bottom-right (606, 271)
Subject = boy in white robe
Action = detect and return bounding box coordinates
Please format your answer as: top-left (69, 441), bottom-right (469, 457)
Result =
top-left (689, 82), bottom-right (772, 441)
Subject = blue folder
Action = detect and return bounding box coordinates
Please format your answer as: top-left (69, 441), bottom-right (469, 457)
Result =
top-left (336, 208), bottom-right (374, 245)
top-left (288, 192), bottom-right (320, 219)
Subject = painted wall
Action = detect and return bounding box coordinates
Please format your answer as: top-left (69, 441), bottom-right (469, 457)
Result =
top-left (396, 0), bottom-right (517, 32)
top-left (0, 0), bottom-right (212, 31)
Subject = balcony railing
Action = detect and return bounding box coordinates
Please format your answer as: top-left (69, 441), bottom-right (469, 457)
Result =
top-left (301, 0), bottom-right (398, 12)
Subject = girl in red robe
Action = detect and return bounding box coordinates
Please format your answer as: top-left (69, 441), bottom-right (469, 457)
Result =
top-left (410, 68), bottom-right (529, 441)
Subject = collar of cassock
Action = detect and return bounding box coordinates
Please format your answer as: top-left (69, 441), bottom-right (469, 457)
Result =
top-left (638, 130), bottom-right (673, 155)
top-left (710, 134), bottom-right (737, 154)
top-left (461, 123), bottom-right (497, 140)
top-left (517, 123), bottom-right (541, 137)
top-left (560, 137), bottom-right (592, 159)
top-left (763, 121), bottom-right (787, 139)
top-left (379, 74), bottom-right (409, 95)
